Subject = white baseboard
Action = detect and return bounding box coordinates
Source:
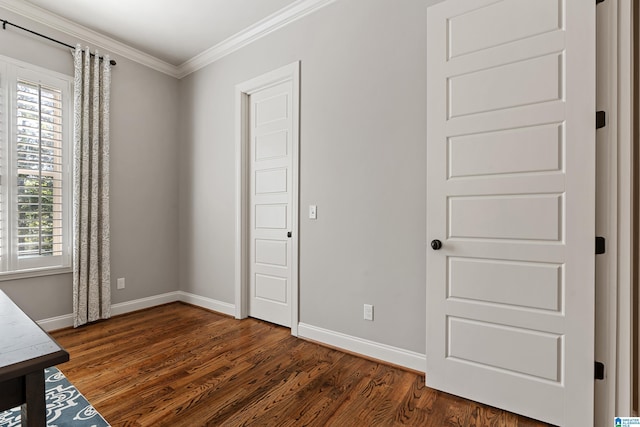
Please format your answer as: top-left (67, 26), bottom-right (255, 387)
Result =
top-left (110, 291), bottom-right (182, 316)
top-left (38, 313), bottom-right (75, 331)
top-left (298, 323), bottom-right (426, 373)
top-left (37, 291), bottom-right (235, 331)
top-left (176, 291), bottom-right (235, 316)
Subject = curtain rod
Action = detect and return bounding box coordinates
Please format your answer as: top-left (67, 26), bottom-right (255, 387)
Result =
top-left (1, 19), bottom-right (117, 66)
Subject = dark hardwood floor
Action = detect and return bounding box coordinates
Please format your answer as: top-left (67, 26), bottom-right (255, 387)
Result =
top-left (51, 303), bottom-right (548, 426)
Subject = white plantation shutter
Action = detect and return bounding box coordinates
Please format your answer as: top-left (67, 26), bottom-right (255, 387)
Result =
top-left (0, 57), bottom-right (72, 275)
top-left (16, 80), bottom-right (64, 258)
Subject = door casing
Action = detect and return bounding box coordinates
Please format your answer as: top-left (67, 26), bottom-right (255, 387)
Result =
top-left (594, 0), bottom-right (634, 420)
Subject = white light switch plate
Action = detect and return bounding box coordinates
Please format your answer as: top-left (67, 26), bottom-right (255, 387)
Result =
top-left (364, 304), bottom-right (373, 321)
top-left (309, 205), bottom-right (317, 220)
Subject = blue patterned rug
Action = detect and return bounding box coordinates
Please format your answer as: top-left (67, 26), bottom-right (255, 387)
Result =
top-left (0, 367), bottom-right (110, 427)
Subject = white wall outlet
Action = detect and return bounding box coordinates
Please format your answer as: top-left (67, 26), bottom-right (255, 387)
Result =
top-left (117, 277), bottom-right (125, 290)
top-left (309, 205), bottom-right (317, 220)
top-left (364, 304), bottom-right (374, 321)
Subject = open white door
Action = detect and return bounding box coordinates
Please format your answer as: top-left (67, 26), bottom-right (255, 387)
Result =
top-left (235, 62), bottom-right (300, 333)
top-left (426, 1), bottom-right (595, 426)
top-left (248, 80), bottom-right (294, 328)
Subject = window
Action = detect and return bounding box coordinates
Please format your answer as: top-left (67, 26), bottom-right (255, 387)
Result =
top-left (0, 56), bottom-right (72, 277)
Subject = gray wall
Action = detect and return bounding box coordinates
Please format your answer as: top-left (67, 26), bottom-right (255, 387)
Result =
top-left (0, 0), bottom-right (433, 356)
top-left (0, 8), bottom-right (180, 320)
top-left (179, 0), bottom-right (431, 353)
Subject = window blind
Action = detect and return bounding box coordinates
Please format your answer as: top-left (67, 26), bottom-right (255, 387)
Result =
top-left (15, 79), bottom-right (64, 258)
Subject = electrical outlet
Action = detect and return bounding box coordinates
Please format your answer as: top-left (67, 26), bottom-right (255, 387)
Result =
top-left (364, 304), bottom-right (374, 321)
top-left (117, 278), bottom-right (125, 290)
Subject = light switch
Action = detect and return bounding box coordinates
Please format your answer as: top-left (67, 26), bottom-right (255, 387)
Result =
top-left (364, 304), bottom-right (374, 321)
top-left (309, 205), bottom-right (317, 220)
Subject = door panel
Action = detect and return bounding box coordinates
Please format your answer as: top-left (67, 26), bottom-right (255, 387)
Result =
top-left (448, 194), bottom-right (563, 240)
top-left (249, 81), bottom-right (294, 327)
top-left (255, 204), bottom-right (287, 229)
top-left (448, 53), bottom-right (562, 118)
top-left (255, 131), bottom-right (288, 160)
top-left (448, 258), bottom-right (562, 311)
top-left (255, 240), bottom-right (288, 266)
top-left (447, 317), bottom-right (562, 381)
top-left (448, 123), bottom-right (563, 178)
top-left (447, 0), bottom-right (561, 58)
top-left (256, 169), bottom-right (288, 194)
top-left (255, 274), bottom-right (287, 302)
top-left (426, 0), bottom-right (595, 425)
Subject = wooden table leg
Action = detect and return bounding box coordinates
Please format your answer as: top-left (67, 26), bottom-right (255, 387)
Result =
top-left (21, 371), bottom-right (45, 427)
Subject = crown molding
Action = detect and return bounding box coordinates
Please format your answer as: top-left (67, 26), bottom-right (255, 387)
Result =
top-left (176, 0), bottom-right (337, 79)
top-left (0, 0), bottom-right (337, 80)
top-left (0, 0), bottom-right (179, 78)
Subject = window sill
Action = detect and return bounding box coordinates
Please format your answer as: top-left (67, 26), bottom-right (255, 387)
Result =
top-left (0, 266), bottom-right (72, 282)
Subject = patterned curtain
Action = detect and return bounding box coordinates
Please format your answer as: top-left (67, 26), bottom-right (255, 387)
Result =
top-left (72, 45), bottom-right (111, 327)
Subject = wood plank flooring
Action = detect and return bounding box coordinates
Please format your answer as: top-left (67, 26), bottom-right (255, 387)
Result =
top-left (51, 303), bottom-right (548, 426)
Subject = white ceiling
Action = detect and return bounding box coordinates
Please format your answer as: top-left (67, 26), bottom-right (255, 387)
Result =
top-left (21, 0), bottom-right (298, 65)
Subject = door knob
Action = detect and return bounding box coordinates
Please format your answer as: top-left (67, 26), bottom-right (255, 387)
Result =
top-left (287, 231), bottom-right (292, 238)
top-left (430, 239), bottom-right (442, 250)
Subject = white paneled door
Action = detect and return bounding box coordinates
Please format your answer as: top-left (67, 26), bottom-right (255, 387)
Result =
top-left (426, 1), bottom-right (595, 426)
top-left (249, 80), bottom-right (294, 328)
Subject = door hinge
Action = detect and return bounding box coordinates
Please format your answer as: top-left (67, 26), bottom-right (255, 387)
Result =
top-left (596, 237), bottom-right (606, 255)
top-left (595, 361), bottom-right (605, 380)
top-left (596, 111), bottom-right (606, 129)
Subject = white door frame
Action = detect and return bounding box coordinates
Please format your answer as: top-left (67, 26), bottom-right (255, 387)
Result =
top-left (595, 0), bottom-right (634, 420)
top-left (612, 0), bottom-right (634, 417)
top-left (234, 62), bottom-right (300, 336)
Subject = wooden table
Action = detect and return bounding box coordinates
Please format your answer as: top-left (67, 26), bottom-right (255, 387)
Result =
top-left (0, 290), bottom-right (69, 427)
